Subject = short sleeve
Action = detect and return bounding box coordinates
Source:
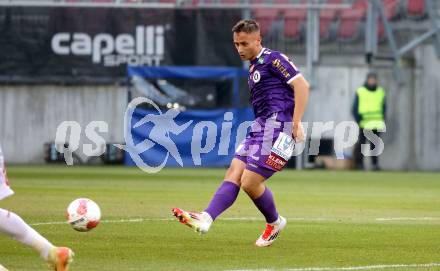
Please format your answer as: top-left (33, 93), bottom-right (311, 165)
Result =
top-left (269, 52), bottom-right (301, 84)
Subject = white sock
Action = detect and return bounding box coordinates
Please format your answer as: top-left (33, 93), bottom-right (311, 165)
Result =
top-left (201, 211), bottom-right (213, 224)
top-left (269, 216), bottom-right (281, 226)
top-left (0, 208), bottom-right (54, 260)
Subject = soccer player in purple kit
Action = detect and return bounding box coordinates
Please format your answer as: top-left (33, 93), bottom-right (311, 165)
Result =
top-left (172, 19), bottom-right (310, 247)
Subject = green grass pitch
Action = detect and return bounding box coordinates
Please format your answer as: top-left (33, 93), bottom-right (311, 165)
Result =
top-left (1, 166), bottom-right (440, 271)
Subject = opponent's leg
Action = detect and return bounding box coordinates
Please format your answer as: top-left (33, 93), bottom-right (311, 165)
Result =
top-left (0, 208), bottom-right (53, 259)
top-left (0, 208), bottom-right (73, 270)
top-left (241, 170), bottom-right (286, 247)
top-left (172, 158), bottom-right (245, 234)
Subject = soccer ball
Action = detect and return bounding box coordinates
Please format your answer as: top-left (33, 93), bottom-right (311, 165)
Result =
top-left (66, 198), bottom-right (101, 232)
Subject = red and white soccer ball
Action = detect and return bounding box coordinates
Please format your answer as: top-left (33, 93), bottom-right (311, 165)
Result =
top-left (66, 198), bottom-right (101, 232)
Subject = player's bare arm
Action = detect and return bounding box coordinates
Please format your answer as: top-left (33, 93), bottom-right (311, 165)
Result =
top-left (290, 75), bottom-right (309, 142)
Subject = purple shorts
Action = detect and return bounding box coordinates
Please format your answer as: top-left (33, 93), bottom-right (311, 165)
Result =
top-left (234, 111), bottom-right (295, 179)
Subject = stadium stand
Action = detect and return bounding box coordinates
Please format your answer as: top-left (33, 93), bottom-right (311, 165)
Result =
top-left (319, 0), bottom-right (342, 41)
top-left (4, 0), bottom-right (436, 43)
top-left (337, 7), bottom-right (366, 40)
top-left (383, 0), bottom-right (400, 20)
top-left (219, 0), bottom-right (241, 4)
top-left (284, 9), bottom-right (307, 40)
top-left (406, 0), bottom-right (426, 18)
top-left (253, 9), bottom-right (279, 37)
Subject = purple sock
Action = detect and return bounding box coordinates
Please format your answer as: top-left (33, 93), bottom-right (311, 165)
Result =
top-left (204, 181), bottom-right (240, 220)
top-left (253, 187), bottom-right (279, 223)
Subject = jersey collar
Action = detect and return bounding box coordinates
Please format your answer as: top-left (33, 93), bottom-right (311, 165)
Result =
top-left (251, 47), bottom-right (266, 64)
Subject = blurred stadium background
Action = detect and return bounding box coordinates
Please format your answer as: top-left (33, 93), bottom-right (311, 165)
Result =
top-left (1, 1), bottom-right (440, 270)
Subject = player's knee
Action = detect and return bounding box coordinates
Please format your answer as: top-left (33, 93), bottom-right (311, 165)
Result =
top-left (225, 170), bottom-right (241, 186)
top-left (240, 177), bottom-right (256, 194)
top-left (224, 161), bottom-right (245, 186)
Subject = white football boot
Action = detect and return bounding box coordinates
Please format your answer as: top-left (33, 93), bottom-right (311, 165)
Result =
top-left (172, 208), bottom-right (212, 234)
top-left (47, 246), bottom-right (74, 271)
top-left (255, 215), bottom-right (287, 247)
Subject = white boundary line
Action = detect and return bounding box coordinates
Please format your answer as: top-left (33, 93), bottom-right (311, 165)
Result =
top-left (226, 263), bottom-right (440, 271)
top-left (29, 218), bottom-right (172, 226)
top-left (29, 216), bottom-right (440, 226)
top-left (375, 217), bottom-right (440, 221)
top-left (28, 218), bottom-right (440, 271)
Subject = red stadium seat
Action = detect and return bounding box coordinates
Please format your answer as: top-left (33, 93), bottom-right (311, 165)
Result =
top-left (406, 0), bottom-right (426, 18)
top-left (377, 0), bottom-right (402, 40)
top-left (337, 8), bottom-right (365, 40)
top-left (219, 0), bottom-right (240, 4)
top-left (377, 20), bottom-right (385, 41)
top-left (320, 10), bottom-right (337, 40)
top-left (383, 0), bottom-right (400, 20)
top-left (352, 0), bottom-right (368, 11)
top-left (253, 9), bottom-right (279, 37)
top-left (336, 0), bottom-right (367, 41)
top-left (319, 0), bottom-right (341, 40)
top-left (273, 0), bottom-right (290, 4)
top-left (284, 9), bottom-right (307, 40)
top-left (376, 0), bottom-right (401, 41)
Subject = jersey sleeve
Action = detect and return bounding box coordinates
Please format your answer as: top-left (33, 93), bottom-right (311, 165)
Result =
top-left (268, 52), bottom-right (301, 84)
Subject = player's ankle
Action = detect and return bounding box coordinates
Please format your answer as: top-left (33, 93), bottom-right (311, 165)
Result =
top-left (201, 212), bottom-right (213, 224)
top-left (42, 245), bottom-right (56, 261)
top-left (269, 216), bottom-right (281, 226)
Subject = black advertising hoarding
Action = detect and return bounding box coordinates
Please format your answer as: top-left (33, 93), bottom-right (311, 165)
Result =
top-left (0, 7), bottom-right (242, 84)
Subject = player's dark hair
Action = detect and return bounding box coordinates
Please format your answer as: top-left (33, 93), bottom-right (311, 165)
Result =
top-left (232, 19), bottom-right (260, 34)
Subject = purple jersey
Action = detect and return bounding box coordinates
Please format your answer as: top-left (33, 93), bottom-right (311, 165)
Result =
top-left (248, 48), bottom-right (301, 120)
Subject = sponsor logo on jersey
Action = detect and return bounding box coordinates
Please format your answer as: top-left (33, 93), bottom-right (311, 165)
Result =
top-left (252, 70), bottom-right (261, 83)
top-left (265, 152), bottom-right (286, 171)
top-left (272, 58), bottom-right (291, 78)
top-left (272, 132), bottom-right (295, 160)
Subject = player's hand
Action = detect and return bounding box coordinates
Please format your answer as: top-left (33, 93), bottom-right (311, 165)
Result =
top-left (292, 122), bottom-right (305, 143)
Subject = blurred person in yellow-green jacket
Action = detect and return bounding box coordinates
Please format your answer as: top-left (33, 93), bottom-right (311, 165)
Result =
top-left (352, 72), bottom-right (386, 171)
